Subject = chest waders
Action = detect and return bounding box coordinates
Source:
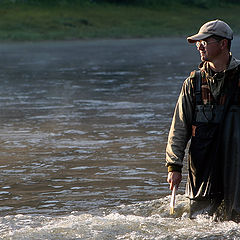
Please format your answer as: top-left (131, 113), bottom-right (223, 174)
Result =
top-left (186, 67), bottom-right (240, 220)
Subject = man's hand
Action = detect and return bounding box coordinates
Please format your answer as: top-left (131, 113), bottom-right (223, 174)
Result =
top-left (167, 171), bottom-right (182, 190)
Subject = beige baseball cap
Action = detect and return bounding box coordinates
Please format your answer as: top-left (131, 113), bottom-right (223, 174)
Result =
top-left (187, 19), bottom-right (233, 43)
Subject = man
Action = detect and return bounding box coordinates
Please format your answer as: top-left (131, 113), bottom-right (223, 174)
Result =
top-left (166, 19), bottom-right (240, 221)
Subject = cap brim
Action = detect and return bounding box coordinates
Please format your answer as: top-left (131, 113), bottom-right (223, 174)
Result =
top-left (187, 33), bottom-right (213, 43)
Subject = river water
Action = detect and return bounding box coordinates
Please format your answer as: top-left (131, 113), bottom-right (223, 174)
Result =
top-left (0, 38), bottom-right (240, 239)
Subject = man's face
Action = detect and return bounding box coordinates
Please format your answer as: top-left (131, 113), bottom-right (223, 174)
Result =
top-left (196, 37), bottom-right (222, 62)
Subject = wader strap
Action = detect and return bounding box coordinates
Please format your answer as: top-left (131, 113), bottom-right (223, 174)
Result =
top-left (195, 70), bottom-right (202, 105)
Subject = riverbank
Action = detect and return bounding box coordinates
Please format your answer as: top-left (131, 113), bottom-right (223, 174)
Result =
top-left (0, 2), bottom-right (240, 41)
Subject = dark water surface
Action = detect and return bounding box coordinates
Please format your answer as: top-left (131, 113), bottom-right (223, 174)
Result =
top-left (0, 38), bottom-right (240, 239)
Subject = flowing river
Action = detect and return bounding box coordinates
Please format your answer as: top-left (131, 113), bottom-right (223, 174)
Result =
top-left (0, 38), bottom-right (240, 239)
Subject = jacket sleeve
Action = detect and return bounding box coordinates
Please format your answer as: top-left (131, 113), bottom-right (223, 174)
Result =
top-left (166, 77), bottom-right (194, 172)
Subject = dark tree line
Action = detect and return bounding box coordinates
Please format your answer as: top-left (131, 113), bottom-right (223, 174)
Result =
top-left (90, 0), bottom-right (240, 6)
top-left (2, 0), bottom-right (240, 7)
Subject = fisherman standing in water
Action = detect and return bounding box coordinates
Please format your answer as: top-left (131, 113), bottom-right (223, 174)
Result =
top-left (166, 19), bottom-right (240, 221)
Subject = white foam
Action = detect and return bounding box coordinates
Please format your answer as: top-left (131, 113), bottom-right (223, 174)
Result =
top-left (1, 196), bottom-right (240, 239)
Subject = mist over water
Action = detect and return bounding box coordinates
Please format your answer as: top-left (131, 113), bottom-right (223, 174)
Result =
top-left (0, 38), bottom-right (239, 239)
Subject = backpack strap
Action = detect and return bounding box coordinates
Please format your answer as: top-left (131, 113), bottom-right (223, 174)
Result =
top-left (190, 70), bottom-right (202, 105)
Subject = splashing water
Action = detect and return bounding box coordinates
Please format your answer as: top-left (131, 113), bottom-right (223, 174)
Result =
top-left (1, 195), bottom-right (240, 240)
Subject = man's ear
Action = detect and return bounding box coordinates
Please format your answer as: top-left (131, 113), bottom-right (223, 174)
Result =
top-left (220, 39), bottom-right (228, 50)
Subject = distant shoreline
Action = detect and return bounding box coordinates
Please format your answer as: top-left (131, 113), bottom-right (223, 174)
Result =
top-left (0, 2), bottom-right (240, 41)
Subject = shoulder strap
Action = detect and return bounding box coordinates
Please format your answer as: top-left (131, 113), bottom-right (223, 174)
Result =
top-left (190, 70), bottom-right (202, 105)
top-left (195, 70), bottom-right (202, 105)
